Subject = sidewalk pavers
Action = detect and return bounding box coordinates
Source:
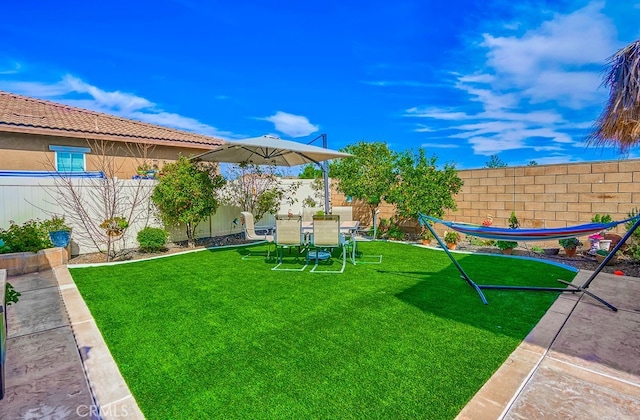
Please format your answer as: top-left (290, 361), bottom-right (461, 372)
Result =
top-left (0, 270), bottom-right (94, 419)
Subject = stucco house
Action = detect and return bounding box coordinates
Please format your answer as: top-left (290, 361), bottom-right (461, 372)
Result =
top-left (0, 90), bottom-right (225, 178)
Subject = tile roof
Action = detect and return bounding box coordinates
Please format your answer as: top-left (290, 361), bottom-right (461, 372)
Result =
top-left (0, 90), bottom-right (225, 149)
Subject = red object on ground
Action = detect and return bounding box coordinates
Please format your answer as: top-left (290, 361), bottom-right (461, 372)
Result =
top-left (614, 270), bottom-right (624, 276)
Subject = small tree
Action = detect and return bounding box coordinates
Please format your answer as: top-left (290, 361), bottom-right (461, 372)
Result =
top-left (387, 148), bottom-right (463, 232)
top-left (331, 141), bottom-right (396, 224)
top-left (220, 163), bottom-right (300, 221)
top-left (152, 156), bottom-right (225, 247)
top-left (485, 155), bottom-right (508, 168)
top-left (297, 164), bottom-right (325, 208)
top-left (46, 139), bottom-right (157, 261)
top-left (298, 164), bottom-right (323, 179)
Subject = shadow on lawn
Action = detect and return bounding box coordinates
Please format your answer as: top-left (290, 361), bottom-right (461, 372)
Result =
top-left (229, 243), bottom-right (344, 266)
top-left (388, 256), bottom-right (569, 340)
top-left (220, 241), bottom-right (565, 340)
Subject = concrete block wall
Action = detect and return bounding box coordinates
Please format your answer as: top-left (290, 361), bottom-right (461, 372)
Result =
top-left (331, 158), bottom-right (640, 247)
top-left (0, 248), bottom-right (68, 276)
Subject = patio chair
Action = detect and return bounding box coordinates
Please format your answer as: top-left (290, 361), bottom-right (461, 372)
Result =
top-left (330, 206), bottom-right (353, 222)
top-left (272, 215), bottom-right (308, 271)
top-left (308, 214), bottom-right (347, 273)
top-left (302, 207), bottom-right (323, 222)
top-left (350, 235), bottom-right (383, 264)
top-left (332, 206), bottom-right (382, 265)
top-left (240, 212), bottom-right (274, 260)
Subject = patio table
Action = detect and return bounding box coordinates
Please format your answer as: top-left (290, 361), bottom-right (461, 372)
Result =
top-left (301, 220), bottom-right (360, 264)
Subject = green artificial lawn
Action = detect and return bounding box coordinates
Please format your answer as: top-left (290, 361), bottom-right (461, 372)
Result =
top-left (69, 241), bottom-right (576, 419)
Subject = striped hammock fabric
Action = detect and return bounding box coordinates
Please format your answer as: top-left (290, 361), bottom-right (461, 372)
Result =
top-left (418, 213), bottom-right (638, 242)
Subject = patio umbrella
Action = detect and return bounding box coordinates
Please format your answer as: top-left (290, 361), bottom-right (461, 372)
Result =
top-left (192, 135), bottom-right (352, 212)
top-left (588, 39), bottom-right (640, 152)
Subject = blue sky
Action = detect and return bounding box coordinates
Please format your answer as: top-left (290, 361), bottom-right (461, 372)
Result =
top-left (1, 0), bottom-right (640, 169)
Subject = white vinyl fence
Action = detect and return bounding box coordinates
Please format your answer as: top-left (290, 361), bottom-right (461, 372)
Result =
top-left (0, 176), bottom-right (321, 255)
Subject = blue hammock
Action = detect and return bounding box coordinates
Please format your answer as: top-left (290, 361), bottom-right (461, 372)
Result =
top-left (419, 214), bottom-right (638, 241)
top-left (417, 212), bottom-right (640, 312)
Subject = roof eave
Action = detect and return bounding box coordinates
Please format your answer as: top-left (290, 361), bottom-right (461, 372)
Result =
top-left (0, 125), bottom-right (224, 150)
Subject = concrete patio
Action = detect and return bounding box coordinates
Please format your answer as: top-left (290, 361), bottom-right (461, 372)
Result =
top-left (1, 265), bottom-right (639, 419)
top-left (458, 270), bottom-right (640, 419)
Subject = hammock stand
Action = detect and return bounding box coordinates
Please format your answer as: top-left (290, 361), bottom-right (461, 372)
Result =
top-left (418, 213), bottom-right (640, 312)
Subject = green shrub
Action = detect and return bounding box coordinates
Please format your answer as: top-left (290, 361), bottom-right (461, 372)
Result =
top-left (496, 240), bottom-right (518, 250)
top-left (0, 219), bottom-right (52, 253)
top-left (444, 231), bottom-right (461, 244)
top-left (137, 227), bottom-right (169, 252)
top-left (627, 244), bottom-right (640, 262)
top-left (468, 236), bottom-right (496, 246)
top-left (625, 208), bottom-right (640, 262)
top-left (5, 282), bottom-right (20, 306)
top-left (42, 215), bottom-right (71, 232)
top-left (387, 225), bottom-right (405, 240)
top-left (508, 211), bottom-right (520, 229)
top-left (591, 213), bottom-right (612, 225)
top-left (558, 237), bottom-right (582, 250)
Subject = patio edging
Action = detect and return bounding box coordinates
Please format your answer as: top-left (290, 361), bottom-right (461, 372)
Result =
top-left (455, 272), bottom-right (585, 419)
top-left (52, 265), bottom-right (146, 419)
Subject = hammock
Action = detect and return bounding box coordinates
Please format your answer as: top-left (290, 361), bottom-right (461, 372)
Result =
top-left (419, 214), bottom-right (637, 241)
top-left (417, 212), bottom-right (640, 312)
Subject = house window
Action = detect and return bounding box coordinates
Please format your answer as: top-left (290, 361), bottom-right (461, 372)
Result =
top-left (49, 145), bottom-right (90, 172)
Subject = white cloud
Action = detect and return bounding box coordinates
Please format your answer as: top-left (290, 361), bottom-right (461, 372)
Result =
top-left (62, 75), bottom-right (154, 112)
top-left (361, 80), bottom-right (435, 87)
top-left (414, 124), bottom-right (436, 133)
top-left (0, 75), bottom-right (232, 138)
top-left (405, 107), bottom-right (471, 121)
top-left (404, 1), bottom-right (620, 159)
top-left (261, 111), bottom-right (319, 138)
top-left (0, 61), bottom-right (21, 75)
top-left (511, 154), bottom-right (578, 166)
top-left (477, 1), bottom-right (614, 107)
top-left (128, 111), bottom-right (234, 138)
top-left (0, 80), bottom-right (72, 97)
top-left (420, 142), bottom-right (459, 149)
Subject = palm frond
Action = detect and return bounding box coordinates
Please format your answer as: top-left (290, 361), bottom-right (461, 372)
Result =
top-left (588, 40), bottom-right (640, 152)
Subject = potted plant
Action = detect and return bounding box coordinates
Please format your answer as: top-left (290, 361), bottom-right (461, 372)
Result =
top-left (420, 228), bottom-right (434, 246)
top-left (558, 237), bottom-right (582, 257)
top-left (492, 212), bottom-right (519, 254)
top-left (496, 240), bottom-right (518, 255)
top-left (42, 215), bottom-right (72, 248)
top-left (100, 216), bottom-right (129, 237)
top-left (591, 213), bottom-right (612, 231)
top-left (595, 249), bottom-right (618, 265)
top-left (444, 231), bottom-right (461, 250)
top-left (508, 211), bottom-right (520, 229)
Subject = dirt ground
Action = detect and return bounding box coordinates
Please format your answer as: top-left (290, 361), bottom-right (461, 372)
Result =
top-left (453, 243), bottom-right (640, 278)
top-left (68, 233), bottom-right (252, 264)
top-left (68, 234), bottom-right (640, 278)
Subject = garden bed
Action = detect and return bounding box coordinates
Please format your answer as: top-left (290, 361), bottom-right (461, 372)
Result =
top-left (68, 235), bottom-right (640, 278)
top-left (0, 248), bottom-right (68, 276)
top-left (451, 243), bottom-right (640, 278)
top-left (68, 233), bottom-right (252, 265)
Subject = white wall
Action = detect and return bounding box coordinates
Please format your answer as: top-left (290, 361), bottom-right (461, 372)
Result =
top-left (0, 176), bottom-right (325, 255)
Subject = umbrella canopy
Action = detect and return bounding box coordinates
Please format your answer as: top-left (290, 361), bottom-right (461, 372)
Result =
top-left (192, 135), bottom-right (352, 213)
top-left (192, 135), bottom-right (352, 167)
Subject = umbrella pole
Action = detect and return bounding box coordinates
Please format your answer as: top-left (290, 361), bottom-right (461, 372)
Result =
top-left (321, 134), bottom-right (330, 214)
top-left (307, 133), bottom-right (332, 214)
top-left (323, 162), bottom-right (330, 214)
